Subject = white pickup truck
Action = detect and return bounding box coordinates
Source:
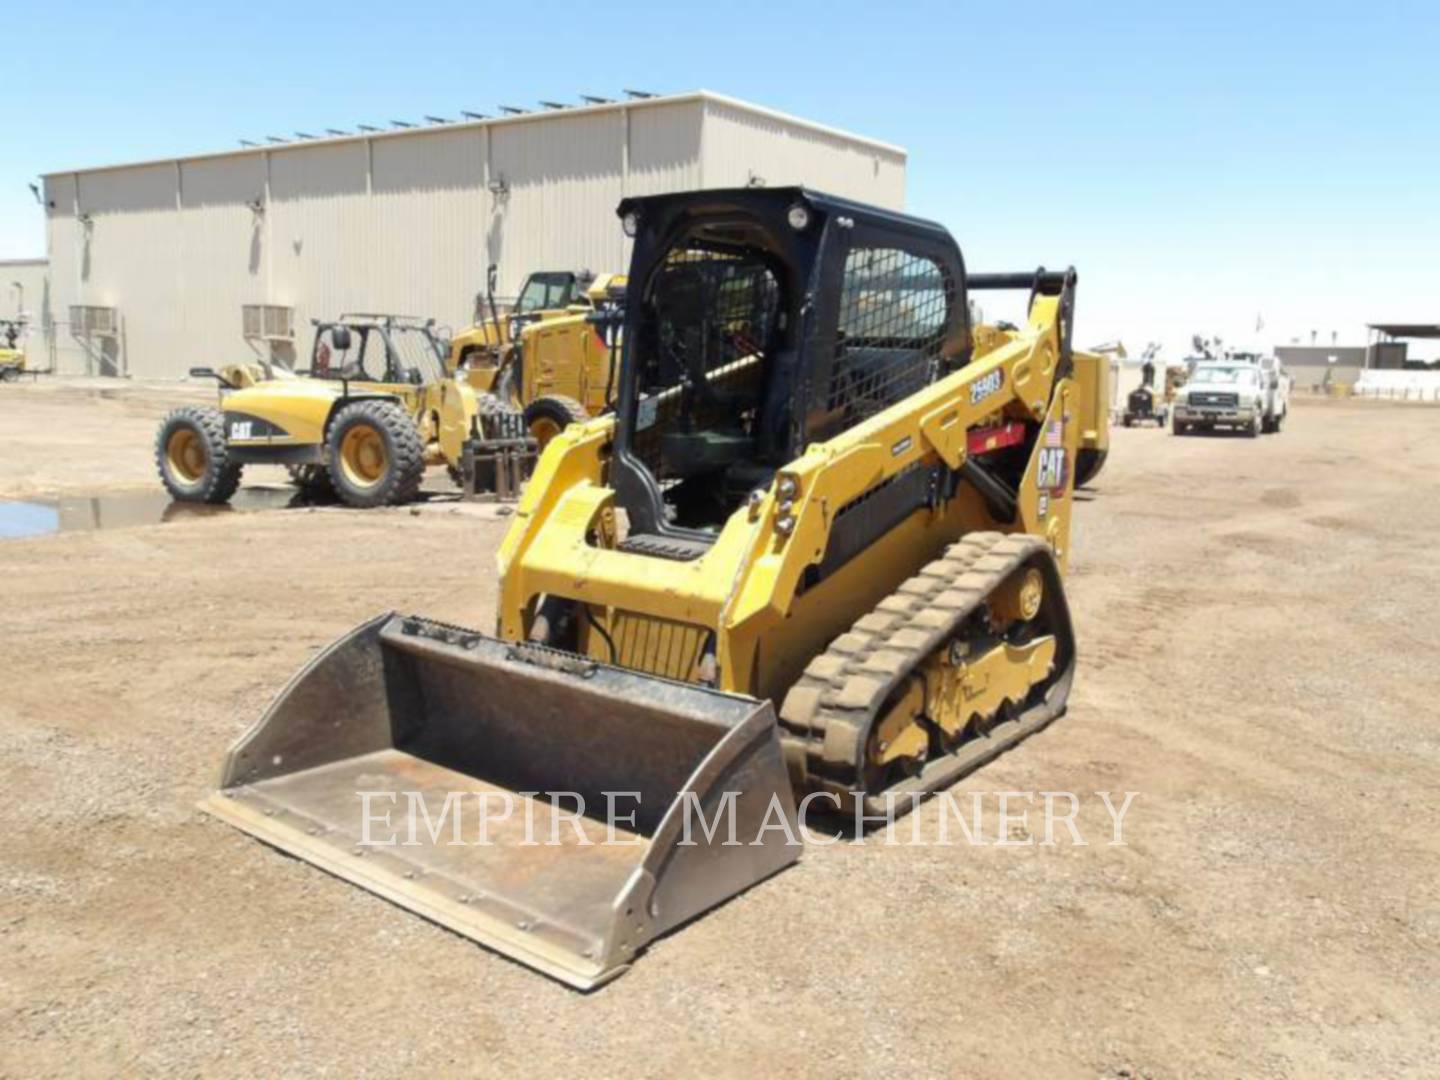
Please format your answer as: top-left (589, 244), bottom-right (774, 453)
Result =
top-left (1173, 359), bottom-right (1289, 436)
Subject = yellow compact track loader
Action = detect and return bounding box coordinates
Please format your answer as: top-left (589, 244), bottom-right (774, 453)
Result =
top-left (156, 314), bottom-right (531, 507)
top-left (206, 189), bottom-right (1081, 989)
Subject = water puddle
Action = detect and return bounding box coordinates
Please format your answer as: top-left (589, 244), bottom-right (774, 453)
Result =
top-left (0, 486), bottom-right (360, 540)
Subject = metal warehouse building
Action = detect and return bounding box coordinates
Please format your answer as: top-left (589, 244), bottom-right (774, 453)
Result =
top-left (38, 91), bottom-right (905, 379)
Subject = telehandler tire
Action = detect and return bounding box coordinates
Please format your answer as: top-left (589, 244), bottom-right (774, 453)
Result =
top-left (155, 406), bottom-right (242, 503)
top-left (523, 395), bottom-right (588, 449)
top-left (325, 400), bottom-right (425, 508)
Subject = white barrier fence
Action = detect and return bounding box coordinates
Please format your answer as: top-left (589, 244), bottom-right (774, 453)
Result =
top-left (1353, 370), bottom-right (1440, 402)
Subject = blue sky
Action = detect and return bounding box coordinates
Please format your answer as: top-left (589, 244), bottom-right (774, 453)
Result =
top-left (5, 0), bottom-right (1437, 359)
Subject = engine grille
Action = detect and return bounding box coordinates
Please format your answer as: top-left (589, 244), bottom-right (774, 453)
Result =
top-left (1190, 391), bottom-right (1238, 407)
top-left (584, 609), bottom-right (709, 682)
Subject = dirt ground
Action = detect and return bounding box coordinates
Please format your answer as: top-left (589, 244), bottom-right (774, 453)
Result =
top-left (2, 381), bottom-right (1437, 1078)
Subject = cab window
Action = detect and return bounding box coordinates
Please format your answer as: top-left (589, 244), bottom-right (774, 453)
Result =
top-left (515, 273), bottom-right (577, 314)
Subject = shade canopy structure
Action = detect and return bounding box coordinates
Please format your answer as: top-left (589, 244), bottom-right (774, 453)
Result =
top-left (1368, 324), bottom-right (1440, 339)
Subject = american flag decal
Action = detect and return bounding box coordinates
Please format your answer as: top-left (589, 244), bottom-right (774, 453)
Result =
top-left (1044, 419), bottom-right (1064, 447)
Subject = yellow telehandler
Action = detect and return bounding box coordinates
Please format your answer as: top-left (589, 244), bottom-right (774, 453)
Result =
top-left (206, 188), bottom-right (1081, 989)
top-left (156, 314), bottom-right (531, 508)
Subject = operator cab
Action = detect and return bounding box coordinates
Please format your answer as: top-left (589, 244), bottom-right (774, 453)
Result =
top-left (514, 271), bottom-right (586, 314)
top-left (307, 315), bottom-right (448, 386)
top-left (609, 188), bottom-right (969, 548)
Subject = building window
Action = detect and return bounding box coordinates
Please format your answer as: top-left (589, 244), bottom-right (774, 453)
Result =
top-left (242, 304), bottom-right (295, 341)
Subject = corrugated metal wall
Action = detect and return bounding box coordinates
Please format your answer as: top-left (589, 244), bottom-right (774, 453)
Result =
top-left (701, 98), bottom-right (906, 209)
top-left (41, 94), bottom-right (904, 379)
top-left (1, 260), bottom-right (48, 322)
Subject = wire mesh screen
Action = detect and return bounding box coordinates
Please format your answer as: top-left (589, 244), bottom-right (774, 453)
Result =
top-left (825, 246), bottom-right (953, 433)
top-left (631, 246), bottom-right (779, 481)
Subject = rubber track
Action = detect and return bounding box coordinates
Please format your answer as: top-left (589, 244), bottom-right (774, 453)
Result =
top-left (779, 530), bottom-right (1056, 801)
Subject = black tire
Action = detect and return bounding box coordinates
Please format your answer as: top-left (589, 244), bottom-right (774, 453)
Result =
top-left (286, 463), bottom-right (335, 495)
top-left (1172, 419), bottom-right (1186, 436)
top-left (154, 405), bottom-right (242, 503)
top-left (1074, 447), bottom-right (1108, 488)
top-left (325, 399), bottom-right (425, 508)
top-left (522, 395), bottom-right (589, 449)
top-left (1246, 413), bottom-right (1261, 438)
top-left (0, 366), bottom-right (19, 383)
top-left (1122, 415), bottom-right (1134, 428)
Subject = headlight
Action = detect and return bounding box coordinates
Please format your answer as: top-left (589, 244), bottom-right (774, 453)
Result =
top-left (786, 204), bottom-right (811, 232)
top-left (621, 210), bottom-right (640, 238)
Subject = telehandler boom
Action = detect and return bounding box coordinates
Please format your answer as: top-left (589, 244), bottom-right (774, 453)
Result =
top-left (205, 188), bottom-right (1081, 989)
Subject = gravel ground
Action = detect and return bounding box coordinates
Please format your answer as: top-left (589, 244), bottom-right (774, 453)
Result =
top-left (1, 381), bottom-right (1436, 1078)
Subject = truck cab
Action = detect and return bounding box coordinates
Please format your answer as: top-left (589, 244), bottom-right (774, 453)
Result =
top-left (1172, 361), bottom-right (1277, 436)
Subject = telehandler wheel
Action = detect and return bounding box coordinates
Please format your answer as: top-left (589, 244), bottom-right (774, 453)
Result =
top-left (522, 395), bottom-right (589, 450)
top-left (325, 400), bottom-right (425, 508)
top-left (154, 405), bottom-right (242, 503)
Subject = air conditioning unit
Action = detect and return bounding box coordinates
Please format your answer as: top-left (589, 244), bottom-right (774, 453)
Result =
top-left (242, 304), bottom-right (295, 340)
top-left (69, 305), bottom-right (119, 336)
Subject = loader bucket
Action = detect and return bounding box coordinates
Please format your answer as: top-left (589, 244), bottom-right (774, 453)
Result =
top-left (202, 613), bottom-right (799, 990)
